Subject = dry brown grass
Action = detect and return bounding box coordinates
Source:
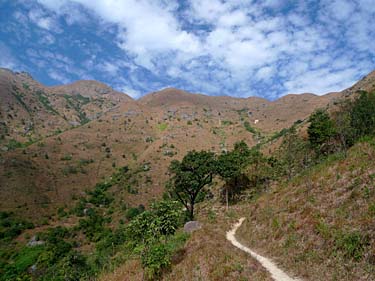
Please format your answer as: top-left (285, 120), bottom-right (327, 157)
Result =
top-left (236, 142), bottom-right (375, 281)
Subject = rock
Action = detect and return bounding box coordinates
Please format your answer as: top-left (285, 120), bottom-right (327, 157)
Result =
top-left (184, 221), bottom-right (201, 233)
top-left (30, 264), bottom-right (37, 272)
top-left (27, 235), bottom-right (45, 247)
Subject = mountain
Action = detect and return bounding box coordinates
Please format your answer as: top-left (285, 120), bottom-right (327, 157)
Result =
top-left (0, 68), bottom-right (133, 145)
top-left (1, 68), bottom-right (375, 281)
top-left (1, 69), bottom-right (374, 221)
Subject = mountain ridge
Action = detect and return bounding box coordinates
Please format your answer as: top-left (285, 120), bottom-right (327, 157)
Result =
top-left (0, 68), bottom-right (375, 221)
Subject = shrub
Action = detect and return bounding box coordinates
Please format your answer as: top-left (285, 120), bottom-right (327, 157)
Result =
top-left (142, 242), bottom-right (172, 280)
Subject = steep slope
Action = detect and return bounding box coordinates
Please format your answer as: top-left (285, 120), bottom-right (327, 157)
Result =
top-left (0, 68), bottom-right (133, 148)
top-left (235, 141), bottom-right (375, 280)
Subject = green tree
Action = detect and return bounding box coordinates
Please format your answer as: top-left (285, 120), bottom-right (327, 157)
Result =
top-left (350, 91), bottom-right (375, 139)
top-left (278, 126), bottom-right (310, 179)
top-left (307, 109), bottom-right (336, 153)
top-left (216, 141), bottom-right (252, 208)
top-left (168, 151), bottom-right (216, 220)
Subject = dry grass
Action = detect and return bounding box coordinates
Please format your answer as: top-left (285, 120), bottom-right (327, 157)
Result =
top-left (236, 142), bottom-right (375, 281)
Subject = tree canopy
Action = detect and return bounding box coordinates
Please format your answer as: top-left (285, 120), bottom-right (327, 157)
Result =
top-left (168, 150), bottom-right (216, 220)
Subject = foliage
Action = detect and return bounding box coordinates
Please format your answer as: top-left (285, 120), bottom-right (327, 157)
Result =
top-left (63, 94), bottom-right (90, 125)
top-left (125, 205), bottom-right (145, 221)
top-left (141, 242), bottom-right (171, 280)
top-left (87, 182), bottom-right (113, 207)
top-left (243, 121), bottom-right (256, 134)
top-left (277, 126), bottom-right (312, 179)
top-left (308, 109), bottom-right (336, 150)
top-left (0, 246), bottom-right (44, 281)
top-left (168, 150), bottom-right (216, 220)
top-left (78, 209), bottom-right (108, 242)
top-left (0, 212), bottom-right (34, 241)
top-left (350, 91), bottom-right (375, 139)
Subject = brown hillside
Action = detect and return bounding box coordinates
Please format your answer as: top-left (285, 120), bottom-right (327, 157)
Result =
top-left (0, 69), bottom-right (374, 222)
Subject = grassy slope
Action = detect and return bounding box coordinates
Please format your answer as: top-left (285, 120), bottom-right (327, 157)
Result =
top-left (236, 141), bottom-right (375, 281)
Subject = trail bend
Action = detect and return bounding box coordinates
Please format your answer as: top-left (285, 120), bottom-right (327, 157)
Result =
top-left (226, 217), bottom-right (301, 281)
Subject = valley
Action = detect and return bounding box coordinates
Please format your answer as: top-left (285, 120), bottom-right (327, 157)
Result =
top-left (0, 68), bottom-right (374, 281)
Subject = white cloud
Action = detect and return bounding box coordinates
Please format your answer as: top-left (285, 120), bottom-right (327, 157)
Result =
top-left (284, 68), bottom-right (360, 95)
top-left (0, 43), bottom-right (19, 70)
top-left (28, 8), bottom-right (61, 32)
top-left (118, 85), bottom-right (142, 99)
top-left (48, 69), bottom-right (71, 84)
top-left (32, 0), bottom-right (375, 98)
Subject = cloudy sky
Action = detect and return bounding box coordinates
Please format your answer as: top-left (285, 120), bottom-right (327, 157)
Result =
top-left (0, 0), bottom-right (374, 99)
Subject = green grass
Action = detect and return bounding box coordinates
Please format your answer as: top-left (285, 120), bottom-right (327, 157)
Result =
top-left (157, 123), bottom-right (168, 131)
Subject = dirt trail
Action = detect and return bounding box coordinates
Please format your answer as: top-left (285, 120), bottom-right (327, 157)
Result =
top-left (226, 217), bottom-right (301, 281)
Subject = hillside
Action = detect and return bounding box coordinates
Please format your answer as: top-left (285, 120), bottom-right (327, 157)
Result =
top-left (236, 140), bottom-right (375, 280)
top-left (1, 68), bottom-right (375, 281)
top-left (0, 68), bottom-right (350, 222)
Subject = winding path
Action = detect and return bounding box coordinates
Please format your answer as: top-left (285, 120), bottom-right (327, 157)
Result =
top-left (226, 217), bottom-right (301, 281)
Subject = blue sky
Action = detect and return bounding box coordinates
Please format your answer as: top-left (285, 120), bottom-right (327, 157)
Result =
top-left (0, 0), bottom-right (374, 99)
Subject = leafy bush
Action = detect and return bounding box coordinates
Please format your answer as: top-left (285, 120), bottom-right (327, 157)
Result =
top-left (78, 210), bottom-right (107, 242)
top-left (1, 245), bottom-right (44, 281)
top-left (142, 242), bottom-right (172, 280)
top-left (60, 154), bottom-right (72, 161)
top-left (87, 182), bottom-right (113, 207)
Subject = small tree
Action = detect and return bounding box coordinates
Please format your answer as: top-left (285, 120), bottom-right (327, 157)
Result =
top-left (308, 109), bottom-right (336, 153)
top-left (168, 151), bottom-right (216, 220)
top-left (278, 126), bottom-right (310, 179)
top-left (350, 91), bottom-right (375, 139)
top-left (332, 99), bottom-right (356, 154)
top-left (216, 141), bottom-right (252, 208)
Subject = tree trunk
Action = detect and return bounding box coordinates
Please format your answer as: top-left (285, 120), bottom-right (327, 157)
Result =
top-left (226, 187), bottom-right (229, 210)
top-left (189, 203), bottom-right (194, 221)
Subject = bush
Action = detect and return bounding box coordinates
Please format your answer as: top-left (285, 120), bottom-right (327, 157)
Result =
top-left (142, 242), bottom-right (172, 280)
top-left (87, 183), bottom-right (113, 207)
top-left (78, 211), bottom-right (107, 242)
